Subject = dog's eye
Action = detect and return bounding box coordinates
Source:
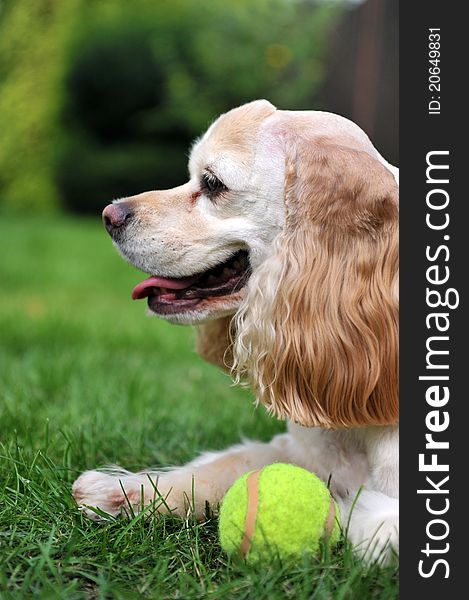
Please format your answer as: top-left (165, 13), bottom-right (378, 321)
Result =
top-left (201, 171), bottom-right (227, 199)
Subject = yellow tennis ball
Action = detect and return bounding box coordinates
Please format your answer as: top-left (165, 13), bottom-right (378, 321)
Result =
top-left (219, 463), bottom-right (340, 562)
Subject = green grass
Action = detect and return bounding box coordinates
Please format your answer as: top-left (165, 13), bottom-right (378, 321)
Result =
top-left (0, 215), bottom-right (398, 599)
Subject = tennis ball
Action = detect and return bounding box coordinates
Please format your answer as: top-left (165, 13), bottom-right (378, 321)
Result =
top-left (219, 463), bottom-right (340, 562)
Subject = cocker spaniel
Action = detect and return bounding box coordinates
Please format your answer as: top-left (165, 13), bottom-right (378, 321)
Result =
top-left (73, 100), bottom-right (399, 562)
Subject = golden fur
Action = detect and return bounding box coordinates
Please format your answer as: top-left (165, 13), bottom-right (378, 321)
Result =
top-left (227, 139), bottom-right (400, 428)
top-left (195, 316), bottom-right (235, 371)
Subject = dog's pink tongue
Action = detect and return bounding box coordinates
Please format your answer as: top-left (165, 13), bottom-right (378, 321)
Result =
top-left (132, 275), bottom-right (199, 300)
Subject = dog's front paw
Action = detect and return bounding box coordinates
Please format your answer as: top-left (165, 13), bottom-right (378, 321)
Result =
top-left (345, 490), bottom-right (399, 564)
top-left (349, 512), bottom-right (399, 564)
top-left (72, 470), bottom-right (142, 520)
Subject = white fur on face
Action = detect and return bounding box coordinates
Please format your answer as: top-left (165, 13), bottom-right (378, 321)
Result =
top-left (112, 101), bottom-right (286, 324)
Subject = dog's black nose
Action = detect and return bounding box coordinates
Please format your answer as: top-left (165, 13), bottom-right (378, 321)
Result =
top-left (102, 202), bottom-right (133, 236)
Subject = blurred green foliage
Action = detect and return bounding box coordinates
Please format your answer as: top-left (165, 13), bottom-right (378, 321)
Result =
top-left (0, 0), bottom-right (341, 214)
top-left (0, 0), bottom-right (81, 212)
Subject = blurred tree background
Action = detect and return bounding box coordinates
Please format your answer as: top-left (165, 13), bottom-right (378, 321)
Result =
top-left (0, 0), bottom-right (340, 214)
top-left (0, 0), bottom-right (397, 215)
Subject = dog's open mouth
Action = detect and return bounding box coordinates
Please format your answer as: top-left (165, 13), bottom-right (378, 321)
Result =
top-left (131, 250), bottom-right (251, 314)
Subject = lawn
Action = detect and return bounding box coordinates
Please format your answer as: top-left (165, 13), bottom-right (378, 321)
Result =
top-left (0, 215), bottom-right (398, 599)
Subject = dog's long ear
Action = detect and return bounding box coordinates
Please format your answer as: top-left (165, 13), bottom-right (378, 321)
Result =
top-left (233, 139), bottom-right (399, 428)
top-left (195, 317), bottom-right (235, 374)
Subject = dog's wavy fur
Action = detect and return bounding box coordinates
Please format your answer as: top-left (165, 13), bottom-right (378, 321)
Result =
top-left (73, 100), bottom-right (399, 564)
top-left (233, 140), bottom-right (399, 428)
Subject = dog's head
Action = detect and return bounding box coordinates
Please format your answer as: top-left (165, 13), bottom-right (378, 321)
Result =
top-left (103, 100), bottom-right (283, 324)
top-left (103, 99), bottom-right (399, 428)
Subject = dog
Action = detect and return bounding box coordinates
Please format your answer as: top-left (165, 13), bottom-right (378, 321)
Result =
top-left (73, 100), bottom-right (399, 563)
